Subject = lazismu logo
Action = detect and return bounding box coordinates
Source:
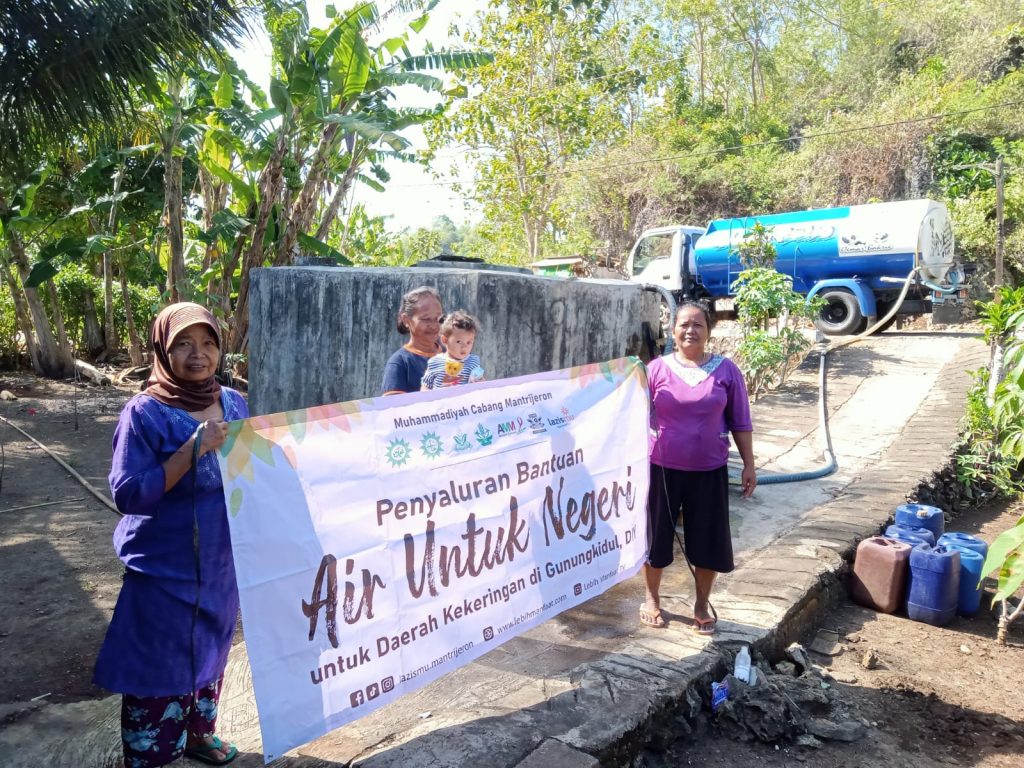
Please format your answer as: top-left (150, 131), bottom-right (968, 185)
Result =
top-left (547, 407), bottom-right (575, 428)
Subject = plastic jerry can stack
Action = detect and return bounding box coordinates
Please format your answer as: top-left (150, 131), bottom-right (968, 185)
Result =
top-left (895, 503), bottom-right (945, 543)
top-left (884, 523), bottom-right (936, 548)
top-left (937, 532), bottom-right (989, 616)
top-left (937, 532), bottom-right (988, 559)
top-left (906, 544), bottom-right (961, 626)
top-left (851, 536), bottom-right (913, 613)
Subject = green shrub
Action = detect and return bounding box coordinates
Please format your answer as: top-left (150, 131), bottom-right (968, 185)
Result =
top-left (0, 288), bottom-right (23, 369)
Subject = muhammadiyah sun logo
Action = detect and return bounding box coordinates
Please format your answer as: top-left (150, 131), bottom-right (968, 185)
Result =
top-left (420, 431), bottom-right (444, 459)
top-left (385, 437), bottom-right (412, 467)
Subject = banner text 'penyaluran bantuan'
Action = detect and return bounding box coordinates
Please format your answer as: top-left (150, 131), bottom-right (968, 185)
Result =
top-left (217, 358), bottom-right (650, 762)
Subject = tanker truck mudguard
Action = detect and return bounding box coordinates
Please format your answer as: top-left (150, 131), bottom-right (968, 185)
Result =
top-left (626, 199), bottom-right (967, 336)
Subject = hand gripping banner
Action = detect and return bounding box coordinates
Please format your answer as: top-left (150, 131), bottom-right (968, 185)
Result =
top-left (217, 358), bottom-right (651, 761)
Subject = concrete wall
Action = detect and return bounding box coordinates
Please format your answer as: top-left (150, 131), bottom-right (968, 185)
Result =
top-left (248, 266), bottom-right (662, 415)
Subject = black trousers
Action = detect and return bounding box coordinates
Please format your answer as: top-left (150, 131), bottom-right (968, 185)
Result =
top-left (646, 463), bottom-right (734, 573)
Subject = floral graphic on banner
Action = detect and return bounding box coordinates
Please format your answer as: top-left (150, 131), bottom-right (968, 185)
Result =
top-left (219, 400), bottom-right (368, 500)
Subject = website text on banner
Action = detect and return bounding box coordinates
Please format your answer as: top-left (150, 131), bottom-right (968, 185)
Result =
top-left (217, 357), bottom-right (651, 761)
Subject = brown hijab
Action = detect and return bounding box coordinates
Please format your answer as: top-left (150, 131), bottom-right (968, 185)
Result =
top-left (145, 302), bottom-right (222, 412)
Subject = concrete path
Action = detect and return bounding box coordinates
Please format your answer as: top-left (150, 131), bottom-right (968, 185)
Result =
top-left (0, 330), bottom-right (987, 768)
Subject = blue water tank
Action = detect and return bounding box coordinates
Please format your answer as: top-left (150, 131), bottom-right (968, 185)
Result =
top-left (884, 524), bottom-right (936, 548)
top-left (907, 545), bottom-right (961, 626)
top-left (895, 504), bottom-right (945, 543)
top-left (691, 200), bottom-right (956, 297)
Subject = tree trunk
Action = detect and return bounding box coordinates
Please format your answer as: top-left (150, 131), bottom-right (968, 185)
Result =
top-left (119, 261), bottom-right (145, 366)
top-left (697, 24), bottom-right (706, 105)
top-left (198, 165), bottom-right (229, 294)
top-left (0, 251), bottom-right (42, 373)
top-left (229, 131), bottom-right (289, 353)
top-left (220, 199), bottom-right (257, 319)
top-left (162, 73), bottom-right (188, 303)
top-left (278, 123), bottom-right (341, 264)
top-left (103, 163), bottom-right (124, 353)
top-left (4, 229), bottom-right (74, 377)
top-left (45, 279), bottom-right (73, 357)
top-left (315, 148), bottom-right (363, 241)
top-left (82, 289), bottom-right (106, 358)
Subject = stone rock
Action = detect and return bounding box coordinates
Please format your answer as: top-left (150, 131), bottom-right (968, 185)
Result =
top-left (861, 649), bottom-right (880, 670)
top-left (0, 390), bottom-right (17, 401)
top-left (786, 643), bottom-right (812, 674)
top-left (514, 739), bottom-right (599, 768)
top-left (714, 678), bottom-right (808, 743)
top-left (809, 631), bottom-right (842, 657)
top-left (805, 718), bottom-right (866, 743)
top-left (774, 661), bottom-right (798, 677)
top-left (683, 687), bottom-right (703, 723)
top-left (831, 671), bottom-right (859, 684)
top-left (795, 734), bottom-right (824, 749)
top-left (786, 676), bottom-right (832, 714)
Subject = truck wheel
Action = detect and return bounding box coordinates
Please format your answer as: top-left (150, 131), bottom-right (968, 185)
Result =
top-left (814, 289), bottom-right (864, 336)
top-left (870, 302), bottom-right (898, 334)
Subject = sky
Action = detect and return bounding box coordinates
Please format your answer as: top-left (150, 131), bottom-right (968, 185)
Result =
top-left (232, 1), bottom-right (488, 232)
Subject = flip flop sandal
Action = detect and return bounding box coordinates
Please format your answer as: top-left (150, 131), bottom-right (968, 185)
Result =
top-left (691, 617), bottom-right (717, 635)
top-left (639, 605), bottom-right (668, 628)
top-left (184, 735), bottom-right (239, 766)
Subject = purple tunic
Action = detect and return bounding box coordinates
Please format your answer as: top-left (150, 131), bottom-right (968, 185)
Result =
top-left (647, 354), bottom-right (752, 471)
top-left (94, 387), bottom-right (248, 697)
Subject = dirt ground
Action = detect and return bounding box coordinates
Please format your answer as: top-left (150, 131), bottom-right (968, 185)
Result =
top-left (0, 373), bottom-right (133, 708)
top-left (651, 499), bottom-right (1024, 768)
top-left (2, 374), bottom-right (1023, 768)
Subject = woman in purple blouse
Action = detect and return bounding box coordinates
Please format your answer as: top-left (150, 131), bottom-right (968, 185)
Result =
top-left (641, 301), bottom-right (756, 633)
top-left (94, 303), bottom-right (246, 767)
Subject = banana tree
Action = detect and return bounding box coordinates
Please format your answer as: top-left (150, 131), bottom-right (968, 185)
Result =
top-left (0, 166), bottom-right (76, 377)
top-left (221, 0), bottom-right (492, 353)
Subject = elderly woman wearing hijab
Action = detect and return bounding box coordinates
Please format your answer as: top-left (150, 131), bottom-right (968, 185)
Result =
top-left (94, 303), bottom-right (247, 767)
top-left (380, 285), bottom-right (444, 395)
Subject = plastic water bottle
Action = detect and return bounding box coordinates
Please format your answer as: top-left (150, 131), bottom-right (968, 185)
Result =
top-left (734, 645), bottom-right (752, 684)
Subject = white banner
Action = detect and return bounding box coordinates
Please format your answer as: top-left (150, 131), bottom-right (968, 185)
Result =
top-left (218, 358), bottom-right (650, 761)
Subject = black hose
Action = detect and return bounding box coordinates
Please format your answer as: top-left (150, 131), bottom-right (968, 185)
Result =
top-left (641, 284), bottom-right (678, 355)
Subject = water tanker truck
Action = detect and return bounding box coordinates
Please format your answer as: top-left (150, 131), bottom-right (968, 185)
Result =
top-left (626, 199), bottom-right (967, 335)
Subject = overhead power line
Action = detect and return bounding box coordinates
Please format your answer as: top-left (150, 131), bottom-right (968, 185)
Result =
top-left (394, 100), bottom-right (1023, 189)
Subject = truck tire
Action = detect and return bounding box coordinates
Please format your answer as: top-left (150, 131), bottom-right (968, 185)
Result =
top-left (870, 301), bottom-right (898, 334)
top-left (814, 289), bottom-right (864, 336)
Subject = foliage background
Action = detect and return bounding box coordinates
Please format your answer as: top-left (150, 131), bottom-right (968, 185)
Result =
top-left (1, 0), bottom-right (1022, 372)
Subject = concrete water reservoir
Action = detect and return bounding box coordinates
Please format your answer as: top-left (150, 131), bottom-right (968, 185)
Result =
top-left (248, 266), bottom-right (662, 415)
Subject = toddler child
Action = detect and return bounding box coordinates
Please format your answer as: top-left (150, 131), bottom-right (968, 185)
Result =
top-left (421, 310), bottom-right (484, 390)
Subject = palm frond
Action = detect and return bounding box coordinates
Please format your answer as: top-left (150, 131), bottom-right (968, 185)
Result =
top-left (0, 1), bottom-right (252, 160)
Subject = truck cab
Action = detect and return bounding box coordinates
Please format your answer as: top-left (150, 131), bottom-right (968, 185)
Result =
top-left (626, 225), bottom-right (706, 296)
